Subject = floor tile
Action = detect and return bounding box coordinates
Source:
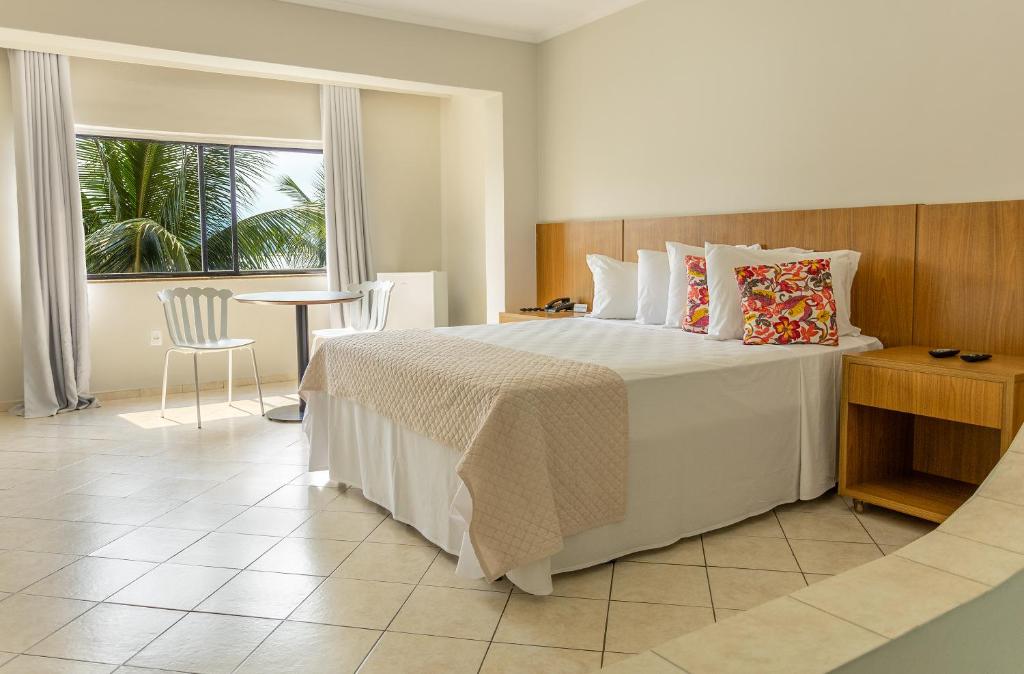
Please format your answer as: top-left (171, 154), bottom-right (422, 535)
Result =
top-left (702, 533), bottom-right (799, 572)
top-left (195, 570), bottom-right (321, 619)
top-left (193, 479), bottom-right (283, 507)
top-left (789, 539), bottom-right (883, 575)
top-left (653, 596), bottom-right (886, 674)
top-left (257, 485), bottom-right (341, 510)
top-left (0, 594), bottom-right (95, 652)
top-left (793, 555), bottom-right (988, 638)
top-left (601, 652), bottom-right (680, 672)
top-left (290, 578), bottom-right (413, 630)
top-left (130, 477), bottom-right (219, 501)
top-left (776, 510), bottom-right (873, 543)
top-left (248, 537), bottom-right (357, 576)
top-left (147, 503), bottom-right (246, 531)
top-left (90, 527), bottom-right (206, 563)
top-left (359, 632), bottom-right (487, 674)
top-left (390, 585), bottom-right (506, 640)
top-left (713, 607), bottom-right (744, 621)
top-left (0, 518), bottom-right (63, 550)
top-left (706, 567), bottom-right (806, 610)
top-left (775, 492), bottom-right (851, 514)
top-left (480, 643), bottom-right (601, 674)
top-left (333, 542), bottom-right (437, 584)
top-left (419, 553), bottom-right (511, 593)
top-left (108, 563), bottom-right (238, 611)
top-left (20, 522), bottom-right (134, 556)
top-left (854, 507), bottom-right (936, 546)
top-left (127, 613), bottom-right (278, 673)
top-left (365, 517), bottom-right (434, 547)
top-left (494, 595), bottom-right (607, 650)
top-left (714, 512), bottom-right (784, 538)
top-left (236, 620), bottom-right (379, 673)
top-left (290, 511), bottom-right (385, 541)
top-left (547, 563), bottom-right (613, 599)
top-left (624, 537), bottom-right (703, 565)
top-left (323, 488), bottom-right (384, 513)
top-left (0, 655), bottom-right (115, 673)
top-left (169, 533), bottom-right (279, 569)
top-left (70, 475), bottom-right (160, 498)
top-left (28, 604), bottom-right (183, 665)
top-left (610, 562), bottom-right (711, 607)
top-left (218, 507), bottom-right (312, 537)
top-left (25, 557), bottom-right (154, 601)
top-left (895, 530), bottom-right (1024, 586)
top-left (604, 601), bottom-right (714, 654)
top-left (0, 550), bottom-right (79, 592)
top-left (941, 496), bottom-right (1024, 554)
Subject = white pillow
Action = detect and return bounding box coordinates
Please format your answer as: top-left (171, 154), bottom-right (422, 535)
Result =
top-left (587, 254), bottom-right (638, 319)
top-left (704, 244), bottom-right (861, 340)
top-left (663, 241), bottom-right (761, 328)
top-left (636, 250), bottom-right (670, 324)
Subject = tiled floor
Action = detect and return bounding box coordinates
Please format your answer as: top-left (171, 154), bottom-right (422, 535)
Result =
top-left (0, 385), bottom-right (937, 673)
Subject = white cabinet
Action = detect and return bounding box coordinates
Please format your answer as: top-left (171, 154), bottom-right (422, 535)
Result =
top-left (377, 271), bottom-right (448, 329)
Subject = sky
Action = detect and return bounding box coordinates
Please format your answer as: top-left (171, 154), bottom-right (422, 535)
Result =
top-left (238, 149), bottom-right (322, 217)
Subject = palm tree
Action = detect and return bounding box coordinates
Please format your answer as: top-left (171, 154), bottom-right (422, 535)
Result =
top-left (77, 137), bottom-right (325, 274)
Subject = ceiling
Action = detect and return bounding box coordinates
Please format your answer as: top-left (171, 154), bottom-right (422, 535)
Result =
top-left (278, 0), bottom-right (646, 43)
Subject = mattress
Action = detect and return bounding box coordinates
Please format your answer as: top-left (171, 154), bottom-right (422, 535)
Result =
top-left (304, 318), bottom-right (882, 593)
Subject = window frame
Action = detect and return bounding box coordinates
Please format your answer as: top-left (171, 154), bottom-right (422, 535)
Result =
top-left (78, 132), bottom-right (327, 281)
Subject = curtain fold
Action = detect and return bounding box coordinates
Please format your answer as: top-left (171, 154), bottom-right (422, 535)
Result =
top-left (320, 85), bottom-right (373, 327)
top-left (9, 50), bottom-right (96, 417)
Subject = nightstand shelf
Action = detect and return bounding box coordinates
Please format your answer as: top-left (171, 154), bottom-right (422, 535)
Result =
top-left (844, 471), bottom-right (976, 522)
top-left (839, 346), bottom-right (1024, 523)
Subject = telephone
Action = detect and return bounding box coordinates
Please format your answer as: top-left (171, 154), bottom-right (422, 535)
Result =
top-left (520, 297), bottom-right (574, 313)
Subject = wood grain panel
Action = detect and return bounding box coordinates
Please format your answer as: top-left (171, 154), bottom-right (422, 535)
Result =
top-left (845, 363), bottom-right (1004, 428)
top-left (911, 417), bottom-right (1001, 485)
top-left (622, 205), bottom-right (917, 347)
top-left (536, 220), bottom-right (623, 308)
top-left (914, 200), bottom-right (1024, 356)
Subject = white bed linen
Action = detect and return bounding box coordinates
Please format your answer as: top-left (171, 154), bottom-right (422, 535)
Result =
top-left (304, 318), bottom-right (881, 594)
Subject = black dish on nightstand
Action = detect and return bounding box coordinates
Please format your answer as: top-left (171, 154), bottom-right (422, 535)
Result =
top-left (928, 348), bottom-right (960, 358)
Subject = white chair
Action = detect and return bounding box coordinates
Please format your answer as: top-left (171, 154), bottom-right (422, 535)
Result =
top-left (157, 287), bottom-right (265, 428)
top-left (312, 280), bottom-right (395, 352)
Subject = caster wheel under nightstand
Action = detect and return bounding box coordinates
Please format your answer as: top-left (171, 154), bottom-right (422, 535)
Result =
top-left (852, 499), bottom-right (866, 514)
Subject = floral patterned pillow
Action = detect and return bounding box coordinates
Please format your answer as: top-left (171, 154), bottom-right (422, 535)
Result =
top-left (734, 258), bottom-right (838, 346)
top-left (682, 255), bottom-right (709, 333)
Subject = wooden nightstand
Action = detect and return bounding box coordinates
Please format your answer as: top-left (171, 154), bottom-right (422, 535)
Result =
top-left (839, 346), bottom-right (1024, 522)
top-left (498, 311), bottom-right (586, 324)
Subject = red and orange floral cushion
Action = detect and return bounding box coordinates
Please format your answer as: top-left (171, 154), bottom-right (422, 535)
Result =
top-left (734, 258), bottom-right (838, 346)
top-left (682, 255), bottom-right (709, 333)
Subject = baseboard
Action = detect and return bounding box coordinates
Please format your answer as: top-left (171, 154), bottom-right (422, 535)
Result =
top-left (0, 374), bottom-right (296, 411)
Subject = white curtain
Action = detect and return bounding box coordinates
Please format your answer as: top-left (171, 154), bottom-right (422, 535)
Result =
top-left (9, 51), bottom-right (95, 417)
top-left (320, 85), bottom-right (373, 326)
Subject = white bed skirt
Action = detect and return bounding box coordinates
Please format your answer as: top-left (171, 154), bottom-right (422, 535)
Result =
top-left (304, 390), bottom-right (832, 594)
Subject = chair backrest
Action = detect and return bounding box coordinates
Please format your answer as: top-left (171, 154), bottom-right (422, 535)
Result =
top-left (344, 280), bottom-right (395, 332)
top-left (156, 287), bottom-right (233, 347)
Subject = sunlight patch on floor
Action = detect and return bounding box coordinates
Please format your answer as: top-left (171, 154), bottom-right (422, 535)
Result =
top-left (117, 394), bottom-right (299, 428)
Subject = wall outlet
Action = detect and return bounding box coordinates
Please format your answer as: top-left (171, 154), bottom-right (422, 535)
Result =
top-left (149, 330), bottom-right (163, 346)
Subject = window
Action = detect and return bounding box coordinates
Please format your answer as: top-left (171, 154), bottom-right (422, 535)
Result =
top-left (77, 135), bottom-right (325, 278)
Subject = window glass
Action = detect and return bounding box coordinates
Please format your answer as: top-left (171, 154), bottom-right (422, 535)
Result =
top-left (234, 148), bottom-right (326, 271)
top-left (76, 136), bottom-right (325, 277)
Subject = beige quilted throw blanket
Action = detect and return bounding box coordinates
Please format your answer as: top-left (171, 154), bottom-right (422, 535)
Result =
top-left (300, 329), bottom-right (628, 580)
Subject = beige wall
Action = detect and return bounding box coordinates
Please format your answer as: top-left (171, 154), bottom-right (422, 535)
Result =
top-left (0, 0), bottom-right (537, 312)
top-left (0, 55), bottom-right (445, 402)
top-left (538, 0), bottom-right (1024, 221)
top-left (70, 58), bottom-right (443, 277)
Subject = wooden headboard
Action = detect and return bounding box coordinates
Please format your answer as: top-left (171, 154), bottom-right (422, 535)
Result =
top-left (536, 199), bottom-right (1024, 354)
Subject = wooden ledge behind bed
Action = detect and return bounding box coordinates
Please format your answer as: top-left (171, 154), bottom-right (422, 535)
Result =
top-left (537, 199), bottom-right (1024, 355)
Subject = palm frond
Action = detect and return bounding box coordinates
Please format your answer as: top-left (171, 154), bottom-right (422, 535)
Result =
top-left (84, 218), bottom-right (192, 274)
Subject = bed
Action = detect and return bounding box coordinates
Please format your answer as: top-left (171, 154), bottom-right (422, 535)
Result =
top-left (303, 317), bottom-right (881, 594)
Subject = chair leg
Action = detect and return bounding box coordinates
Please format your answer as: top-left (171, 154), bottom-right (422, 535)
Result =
top-left (160, 349), bottom-right (172, 418)
top-left (249, 347), bottom-right (265, 417)
top-left (192, 352), bottom-right (202, 429)
top-left (227, 349), bottom-right (233, 406)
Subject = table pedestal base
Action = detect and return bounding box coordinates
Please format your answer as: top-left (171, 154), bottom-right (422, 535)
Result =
top-left (267, 404), bottom-right (303, 423)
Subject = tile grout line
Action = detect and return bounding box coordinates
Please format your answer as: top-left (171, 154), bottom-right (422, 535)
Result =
top-left (773, 509), bottom-right (809, 585)
top-left (599, 561), bottom-right (616, 666)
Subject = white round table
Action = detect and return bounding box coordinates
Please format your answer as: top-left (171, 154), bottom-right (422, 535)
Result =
top-left (234, 290), bottom-right (362, 422)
